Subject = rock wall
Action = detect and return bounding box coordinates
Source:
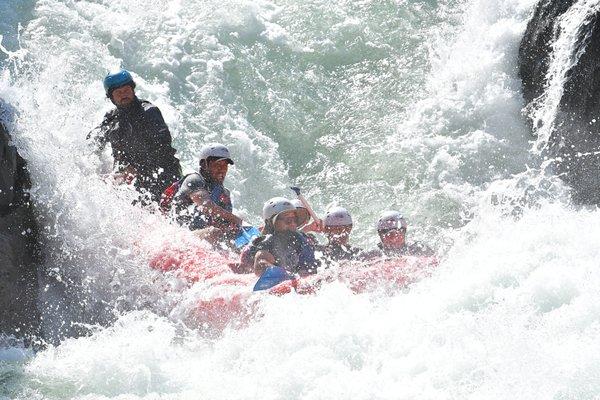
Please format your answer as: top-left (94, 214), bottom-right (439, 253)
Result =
top-left (519, 0), bottom-right (600, 204)
top-left (0, 117), bottom-right (41, 339)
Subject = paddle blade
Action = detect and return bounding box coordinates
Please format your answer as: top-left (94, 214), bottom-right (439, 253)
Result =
top-left (234, 226), bottom-right (261, 249)
top-left (253, 266), bottom-right (293, 291)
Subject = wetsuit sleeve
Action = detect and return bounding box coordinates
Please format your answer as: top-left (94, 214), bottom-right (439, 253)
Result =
top-left (304, 233), bottom-right (318, 247)
top-left (239, 247), bottom-right (254, 272)
top-left (353, 247), bottom-right (373, 261)
top-left (143, 106), bottom-right (174, 147)
top-left (176, 174), bottom-right (206, 200)
top-left (142, 105), bottom-right (181, 176)
top-left (86, 114), bottom-right (111, 152)
top-left (239, 236), bottom-right (265, 272)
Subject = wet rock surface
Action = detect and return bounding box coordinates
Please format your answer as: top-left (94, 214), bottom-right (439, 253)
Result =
top-left (0, 115), bottom-right (41, 339)
top-left (519, 0), bottom-right (600, 204)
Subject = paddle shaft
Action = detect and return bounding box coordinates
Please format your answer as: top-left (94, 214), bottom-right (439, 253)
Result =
top-left (296, 193), bottom-right (320, 223)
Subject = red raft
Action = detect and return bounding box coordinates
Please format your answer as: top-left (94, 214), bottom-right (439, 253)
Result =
top-left (268, 255), bottom-right (438, 295)
top-left (147, 241), bottom-right (437, 328)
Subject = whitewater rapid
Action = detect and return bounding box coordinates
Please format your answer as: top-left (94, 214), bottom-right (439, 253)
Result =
top-left (3, 0), bottom-right (600, 398)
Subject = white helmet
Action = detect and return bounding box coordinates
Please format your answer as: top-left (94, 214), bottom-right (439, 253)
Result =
top-left (290, 199), bottom-right (306, 209)
top-left (199, 143), bottom-right (234, 165)
top-left (262, 197), bottom-right (296, 221)
top-left (377, 210), bottom-right (407, 231)
top-left (324, 206), bottom-right (353, 227)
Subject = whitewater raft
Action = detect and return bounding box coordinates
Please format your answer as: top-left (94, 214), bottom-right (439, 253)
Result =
top-left (148, 243), bottom-right (437, 329)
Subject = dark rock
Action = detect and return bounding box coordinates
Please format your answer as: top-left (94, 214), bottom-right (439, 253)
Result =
top-left (518, 0), bottom-right (577, 104)
top-left (519, 1), bottom-right (600, 204)
top-left (0, 113), bottom-right (41, 340)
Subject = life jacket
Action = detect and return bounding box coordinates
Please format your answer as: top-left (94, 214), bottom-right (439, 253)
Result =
top-left (209, 183), bottom-right (232, 212)
top-left (377, 241), bottom-right (434, 257)
top-left (247, 232), bottom-right (319, 275)
top-left (317, 243), bottom-right (362, 262)
top-left (159, 173), bottom-right (190, 213)
top-left (164, 173), bottom-right (233, 233)
top-left (160, 171), bottom-right (232, 213)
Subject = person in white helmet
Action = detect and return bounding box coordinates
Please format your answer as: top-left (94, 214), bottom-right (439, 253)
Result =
top-left (169, 143), bottom-right (243, 244)
top-left (240, 197), bottom-right (319, 276)
top-left (373, 210), bottom-right (433, 257)
top-left (316, 206), bottom-right (364, 263)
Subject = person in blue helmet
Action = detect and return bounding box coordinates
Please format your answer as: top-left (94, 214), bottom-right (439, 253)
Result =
top-left (171, 143), bottom-right (244, 245)
top-left (243, 197), bottom-right (319, 276)
top-left (88, 69), bottom-right (182, 203)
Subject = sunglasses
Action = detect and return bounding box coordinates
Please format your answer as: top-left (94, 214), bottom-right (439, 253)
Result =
top-left (277, 215), bottom-right (297, 224)
top-left (378, 227), bottom-right (406, 235)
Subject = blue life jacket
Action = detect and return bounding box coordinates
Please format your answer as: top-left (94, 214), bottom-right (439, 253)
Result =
top-left (172, 172), bottom-right (233, 231)
top-left (189, 179), bottom-right (232, 230)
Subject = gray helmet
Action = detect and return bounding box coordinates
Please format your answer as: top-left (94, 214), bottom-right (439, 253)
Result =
top-left (199, 143), bottom-right (234, 165)
top-left (263, 197), bottom-right (296, 221)
top-left (324, 206), bottom-right (353, 227)
top-left (377, 210), bottom-right (407, 231)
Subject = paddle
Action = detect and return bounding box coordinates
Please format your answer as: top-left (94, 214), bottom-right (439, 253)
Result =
top-left (290, 186), bottom-right (321, 224)
top-left (234, 225), bottom-right (261, 249)
top-left (253, 265), bottom-right (293, 291)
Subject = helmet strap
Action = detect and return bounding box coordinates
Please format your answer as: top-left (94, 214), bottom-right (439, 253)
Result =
top-left (264, 220), bottom-right (275, 235)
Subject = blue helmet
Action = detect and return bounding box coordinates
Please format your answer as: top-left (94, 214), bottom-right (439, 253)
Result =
top-left (103, 69), bottom-right (135, 97)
